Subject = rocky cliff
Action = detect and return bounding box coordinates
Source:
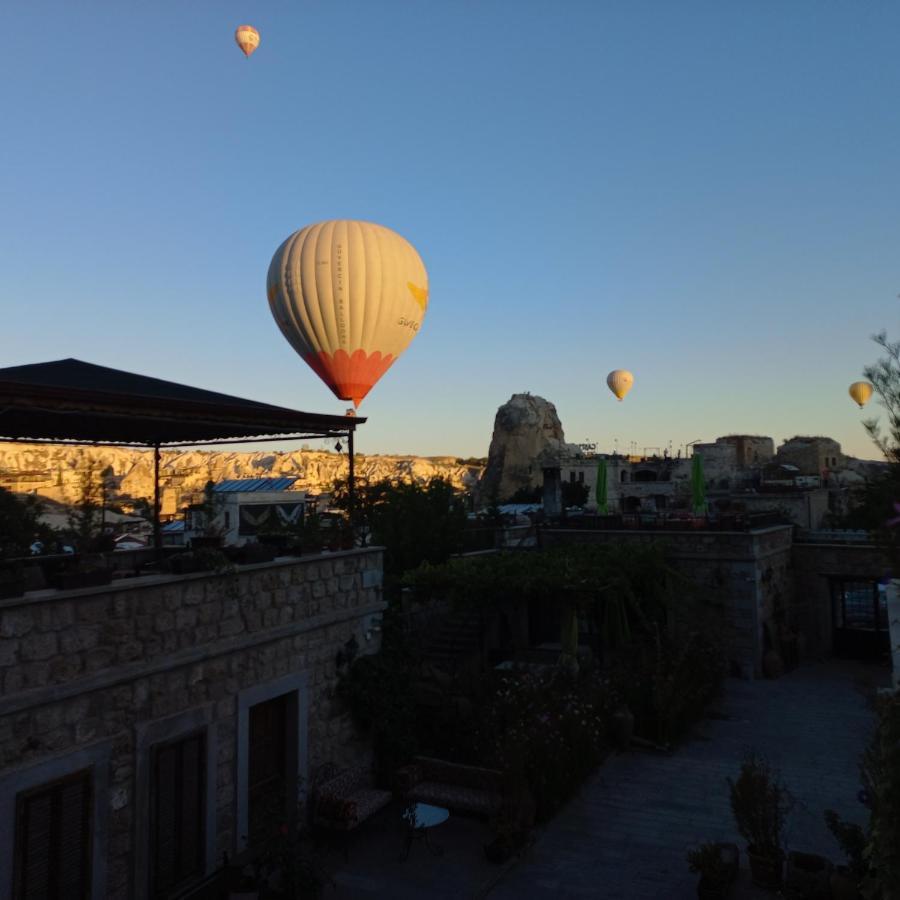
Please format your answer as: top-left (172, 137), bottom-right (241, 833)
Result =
top-left (478, 393), bottom-right (579, 502)
top-left (0, 443), bottom-right (482, 514)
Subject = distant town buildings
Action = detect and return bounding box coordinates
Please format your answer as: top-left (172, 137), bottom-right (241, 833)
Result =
top-left (554, 434), bottom-right (881, 530)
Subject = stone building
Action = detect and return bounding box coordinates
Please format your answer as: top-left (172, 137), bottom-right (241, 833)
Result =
top-left (0, 549), bottom-right (385, 900)
top-left (543, 524), bottom-right (795, 679)
top-left (555, 433), bottom-right (845, 528)
top-left (775, 436), bottom-right (844, 475)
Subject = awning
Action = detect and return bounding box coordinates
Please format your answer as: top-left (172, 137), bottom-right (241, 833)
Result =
top-left (0, 358), bottom-right (362, 447)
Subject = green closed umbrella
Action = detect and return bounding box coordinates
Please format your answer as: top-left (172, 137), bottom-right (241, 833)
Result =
top-left (691, 452), bottom-right (707, 515)
top-left (595, 457), bottom-right (608, 514)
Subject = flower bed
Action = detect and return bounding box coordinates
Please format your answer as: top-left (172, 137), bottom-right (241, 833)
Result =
top-left (467, 666), bottom-right (618, 822)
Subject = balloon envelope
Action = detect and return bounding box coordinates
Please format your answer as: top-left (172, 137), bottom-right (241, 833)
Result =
top-left (848, 381), bottom-right (873, 409)
top-left (235, 24), bottom-right (260, 57)
top-left (267, 220), bottom-right (428, 407)
top-left (607, 369), bottom-right (634, 401)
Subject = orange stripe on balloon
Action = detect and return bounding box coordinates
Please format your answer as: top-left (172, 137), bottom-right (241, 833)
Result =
top-left (305, 349), bottom-right (395, 407)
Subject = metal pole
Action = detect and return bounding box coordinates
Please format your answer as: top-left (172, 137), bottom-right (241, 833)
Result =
top-left (153, 444), bottom-right (162, 564)
top-left (347, 428), bottom-right (355, 525)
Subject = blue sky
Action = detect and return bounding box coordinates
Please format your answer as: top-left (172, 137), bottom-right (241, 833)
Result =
top-left (2, 1), bottom-right (899, 459)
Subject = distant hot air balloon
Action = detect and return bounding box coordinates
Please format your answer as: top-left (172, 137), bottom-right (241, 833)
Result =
top-left (235, 24), bottom-right (260, 58)
top-left (849, 381), bottom-right (874, 409)
top-left (607, 369), bottom-right (634, 401)
top-left (267, 220), bottom-right (429, 407)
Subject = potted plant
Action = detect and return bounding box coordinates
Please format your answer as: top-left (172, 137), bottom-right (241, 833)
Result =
top-left (728, 753), bottom-right (794, 889)
top-left (167, 547), bottom-right (232, 575)
top-left (784, 850), bottom-right (833, 899)
top-left (52, 555), bottom-right (114, 590)
top-left (0, 562), bottom-right (26, 600)
top-left (230, 541), bottom-right (277, 565)
top-left (824, 810), bottom-right (867, 900)
top-left (686, 842), bottom-right (739, 899)
top-left (610, 704), bottom-right (635, 750)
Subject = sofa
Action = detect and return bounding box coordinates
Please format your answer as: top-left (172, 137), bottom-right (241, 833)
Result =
top-left (395, 756), bottom-right (504, 818)
top-left (313, 765), bottom-right (392, 833)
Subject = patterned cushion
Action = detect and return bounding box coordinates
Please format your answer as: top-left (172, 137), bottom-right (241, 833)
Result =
top-left (350, 787), bottom-right (392, 821)
top-left (416, 756), bottom-right (504, 792)
top-left (410, 781), bottom-right (502, 816)
top-left (319, 766), bottom-right (365, 797)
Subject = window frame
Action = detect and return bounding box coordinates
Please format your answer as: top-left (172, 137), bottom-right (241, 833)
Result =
top-left (149, 729), bottom-right (207, 898)
top-left (134, 706), bottom-right (216, 900)
top-left (0, 740), bottom-right (111, 900)
top-left (13, 768), bottom-right (93, 900)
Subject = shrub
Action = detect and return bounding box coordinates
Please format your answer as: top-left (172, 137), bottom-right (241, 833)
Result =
top-left (610, 629), bottom-right (727, 746)
top-left (728, 753), bottom-right (794, 858)
top-left (469, 666), bottom-right (617, 821)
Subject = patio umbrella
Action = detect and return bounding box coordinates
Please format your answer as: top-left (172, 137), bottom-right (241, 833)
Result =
top-left (595, 457), bottom-right (608, 514)
top-left (691, 452), bottom-right (707, 515)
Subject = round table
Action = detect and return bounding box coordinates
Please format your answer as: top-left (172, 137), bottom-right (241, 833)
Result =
top-left (401, 802), bottom-right (449, 860)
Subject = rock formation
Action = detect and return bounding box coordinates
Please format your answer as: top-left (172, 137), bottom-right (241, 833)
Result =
top-left (478, 393), bottom-right (579, 503)
top-left (0, 443), bottom-right (483, 514)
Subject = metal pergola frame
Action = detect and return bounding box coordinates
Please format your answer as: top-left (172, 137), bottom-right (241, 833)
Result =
top-left (0, 359), bottom-right (363, 556)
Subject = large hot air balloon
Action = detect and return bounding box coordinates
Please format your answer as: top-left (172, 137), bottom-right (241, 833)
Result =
top-left (235, 24), bottom-right (260, 58)
top-left (267, 220), bottom-right (428, 407)
top-left (848, 381), bottom-right (873, 409)
top-left (607, 369), bottom-right (634, 401)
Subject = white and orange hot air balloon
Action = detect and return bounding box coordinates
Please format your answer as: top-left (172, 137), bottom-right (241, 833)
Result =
top-left (235, 24), bottom-right (260, 58)
top-left (267, 220), bottom-right (429, 407)
top-left (848, 381), bottom-right (874, 409)
top-left (607, 369), bottom-right (634, 401)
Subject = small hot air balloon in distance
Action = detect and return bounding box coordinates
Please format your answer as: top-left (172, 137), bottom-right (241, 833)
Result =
top-left (267, 220), bottom-right (428, 407)
top-left (235, 24), bottom-right (260, 58)
top-left (849, 381), bottom-right (874, 409)
top-left (607, 369), bottom-right (634, 401)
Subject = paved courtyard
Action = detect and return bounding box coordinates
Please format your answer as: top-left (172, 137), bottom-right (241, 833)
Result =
top-left (487, 660), bottom-right (882, 899)
top-left (325, 660), bottom-right (882, 899)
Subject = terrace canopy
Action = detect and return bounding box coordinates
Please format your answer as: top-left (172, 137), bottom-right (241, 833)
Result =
top-left (0, 358), bottom-right (363, 549)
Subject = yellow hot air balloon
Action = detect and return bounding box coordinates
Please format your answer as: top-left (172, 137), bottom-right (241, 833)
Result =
top-left (607, 369), bottom-right (634, 401)
top-left (235, 24), bottom-right (260, 58)
top-left (268, 220), bottom-right (428, 407)
top-left (849, 381), bottom-right (873, 409)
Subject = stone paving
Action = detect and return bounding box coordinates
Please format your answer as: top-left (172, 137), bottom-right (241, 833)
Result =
top-left (325, 660), bottom-right (882, 898)
top-left (487, 660), bottom-right (883, 899)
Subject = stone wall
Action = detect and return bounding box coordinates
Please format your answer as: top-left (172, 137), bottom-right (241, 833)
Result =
top-left (0, 549), bottom-right (385, 900)
top-left (740, 489), bottom-right (830, 529)
top-left (542, 526), bottom-right (795, 678)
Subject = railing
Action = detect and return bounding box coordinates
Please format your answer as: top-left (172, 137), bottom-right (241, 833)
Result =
top-left (794, 529), bottom-right (873, 544)
top-left (553, 511), bottom-right (790, 532)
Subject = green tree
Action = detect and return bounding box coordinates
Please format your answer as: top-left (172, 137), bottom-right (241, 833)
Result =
top-left (333, 476), bottom-right (467, 585)
top-left (0, 488), bottom-right (49, 558)
top-left (67, 459), bottom-right (111, 552)
top-left (842, 331), bottom-right (900, 568)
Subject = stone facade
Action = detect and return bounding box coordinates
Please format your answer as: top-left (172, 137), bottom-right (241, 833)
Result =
top-left (776, 436), bottom-right (844, 474)
top-left (0, 549), bottom-right (385, 900)
top-left (542, 525), bottom-right (795, 678)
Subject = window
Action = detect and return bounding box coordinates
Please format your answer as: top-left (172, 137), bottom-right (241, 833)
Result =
top-left (14, 769), bottom-right (92, 899)
top-left (151, 732), bottom-right (205, 897)
top-left (569, 472), bottom-right (576, 483)
top-left (578, 472), bottom-right (584, 483)
top-left (248, 694), bottom-right (289, 846)
top-left (832, 580), bottom-right (883, 631)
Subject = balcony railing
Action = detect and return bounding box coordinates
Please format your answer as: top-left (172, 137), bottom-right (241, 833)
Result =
top-left (553, 511), bottom-right (791, 532)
